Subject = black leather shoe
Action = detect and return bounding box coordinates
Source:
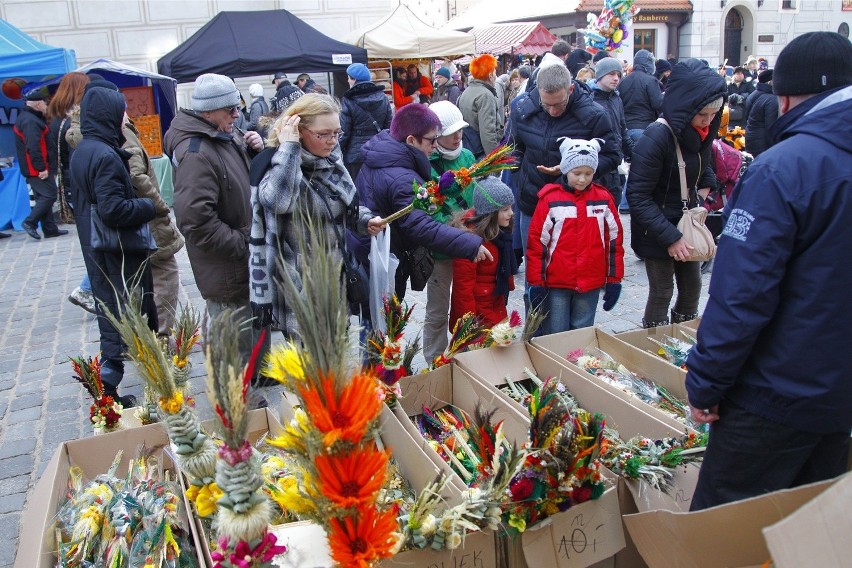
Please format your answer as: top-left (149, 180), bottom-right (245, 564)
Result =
top-left (44, 229), bottom-right (69, 238)
top-left (22, 223), bottom-right (41, 240)
top-left (0, 232), bottom-right (10, 239)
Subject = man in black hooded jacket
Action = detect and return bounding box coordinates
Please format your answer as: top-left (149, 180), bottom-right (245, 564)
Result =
top-left (70, 86), bottom-right (157, 407)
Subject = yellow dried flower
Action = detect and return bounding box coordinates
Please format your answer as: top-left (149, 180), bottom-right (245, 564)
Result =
top-left (185, 482), bottom-right (222, 518)
top-left (158, 391), bottom-right (184, 414)
top-left (263, 343), bottom-right (306, 386)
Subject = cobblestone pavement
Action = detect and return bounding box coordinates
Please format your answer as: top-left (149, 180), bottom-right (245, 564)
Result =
top-left (0, 215), bottom-right (710, 567)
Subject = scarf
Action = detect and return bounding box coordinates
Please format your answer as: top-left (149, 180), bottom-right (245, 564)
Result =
top-left (436, 141), bottom-right (463, 160)
top-left (493, 229), bottom-right (516, 298)
top-left (693, 124), bottom-right (710, 141)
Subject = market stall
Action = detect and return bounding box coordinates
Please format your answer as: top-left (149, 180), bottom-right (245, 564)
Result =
top-left (157, 9), bottom-right (367, 84)
top-left (0, 19), bottom-right (76, 230)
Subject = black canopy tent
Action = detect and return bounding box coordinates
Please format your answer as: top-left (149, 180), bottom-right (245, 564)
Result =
top-left (157, 9), bottom-right (368, 83)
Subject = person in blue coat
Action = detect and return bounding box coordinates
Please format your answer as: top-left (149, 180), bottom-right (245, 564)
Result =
top-left (686, 32), bottom-right (852, 510)
top-left (743, 69), bottom-right (779, 157)
top-left (350, 103), bottom-right (490, 300)
top-left (70, 86), bottom-right (157, 407)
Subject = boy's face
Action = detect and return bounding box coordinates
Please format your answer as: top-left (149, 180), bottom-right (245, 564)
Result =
top-left (598, 71), bottom-right (621, 92)
top-left (497, 205), bottom-right (514, 228)
top-left (567, 166), bottom-right (595, 191)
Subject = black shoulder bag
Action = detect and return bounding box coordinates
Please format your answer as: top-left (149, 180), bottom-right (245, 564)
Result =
top-left (317, 189), bottom-right (370, 305)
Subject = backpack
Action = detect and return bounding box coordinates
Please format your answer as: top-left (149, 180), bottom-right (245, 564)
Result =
top-left (707, 139), bottom-right (745, 212)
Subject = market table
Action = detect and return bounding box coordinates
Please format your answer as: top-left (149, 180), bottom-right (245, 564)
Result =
top-left (0, 159), bottom-right (32, 230)
top-left (151, 155), bottom-right (174, 207)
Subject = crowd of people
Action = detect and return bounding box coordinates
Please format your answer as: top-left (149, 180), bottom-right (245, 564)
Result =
top-left (14, 30), bottom-right (850, 512)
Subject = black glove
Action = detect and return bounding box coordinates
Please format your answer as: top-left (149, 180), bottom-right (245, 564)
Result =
top-left (602, 283), bottom-right (621, 311)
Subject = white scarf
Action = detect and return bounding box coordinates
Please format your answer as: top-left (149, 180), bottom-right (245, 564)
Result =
top-left (436, 141), bottom-right (463, 160)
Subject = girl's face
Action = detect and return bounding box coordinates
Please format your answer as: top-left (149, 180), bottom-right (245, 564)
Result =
top-left (510, 77), bottom-right (520, 88)
top-left (691, 106), bottom-right (718, 129)
top-left (566, 166), bottom-right (595, 191)
top-left (497, 204), bottom-right (513, 228)
top-left (437, 130), bottom-right (463, 151)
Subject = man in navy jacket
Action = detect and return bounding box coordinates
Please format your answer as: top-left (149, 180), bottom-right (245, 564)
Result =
top-left (686, 32), bottom-right (852, 510)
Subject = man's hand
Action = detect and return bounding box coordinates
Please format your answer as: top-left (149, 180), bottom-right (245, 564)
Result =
top-left (535, 164), bottom-right (561, 176)
top-left (474, 245), bottom-right (493, 262)
top-left (244, 130), bottom-right (265, 152)
top-left (689, 404), bottom-right (720, 424)
top-left (38, 170), bottom-right (49, 180)
top-left (367, 216), bottom-right (386, 236)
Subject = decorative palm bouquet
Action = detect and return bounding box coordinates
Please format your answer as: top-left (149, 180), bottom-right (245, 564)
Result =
top-left (381, 144), bottom-right (517, 224)
top-left (69, 354), bottom-right (124, 433)
top-left (365, 295), bottom-right (421, 406)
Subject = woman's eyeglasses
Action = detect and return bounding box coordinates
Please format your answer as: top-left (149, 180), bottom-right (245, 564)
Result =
top-left (419, 134), bottom-right (441, 145)
top-left (303, 128), bottom-right (344, 142)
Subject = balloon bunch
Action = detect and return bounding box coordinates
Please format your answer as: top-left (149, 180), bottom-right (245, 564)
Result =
top-left (579, 0), bottom-right (639, 54)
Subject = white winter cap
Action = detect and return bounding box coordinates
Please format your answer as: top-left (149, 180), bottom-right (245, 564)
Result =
top-left (249, 83), bottom-right (264, 98)
top-left (429, 100), bottom-right (468, 136)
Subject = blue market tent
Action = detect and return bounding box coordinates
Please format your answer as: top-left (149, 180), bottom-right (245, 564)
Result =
top-left (0, 19), bottom-right (76, 77)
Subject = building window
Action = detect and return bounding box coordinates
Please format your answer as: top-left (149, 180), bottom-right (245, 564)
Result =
top-left (781, 0), bottom-right (798, 10)
top-left (634, 29), bottom-right (656, 55)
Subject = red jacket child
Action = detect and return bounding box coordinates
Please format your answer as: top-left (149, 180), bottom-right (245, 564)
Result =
top-left (526, 182), bottom-right (624, 292)
top-left (450, 177), bottom-right (517, 330)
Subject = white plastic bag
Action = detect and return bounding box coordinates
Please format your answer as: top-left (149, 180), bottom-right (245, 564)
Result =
top-left (369, 226), bottom-right (398, 333)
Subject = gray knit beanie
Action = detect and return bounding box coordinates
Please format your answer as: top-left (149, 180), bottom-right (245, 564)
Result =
top-left (472, 176), bottom-right (514, 216)
top-left (559, 137), bottom-right (603, 174)
top-left (595, 57), bottom-right (624, 81)
top-left (191, 73), bottom-right (240, 112)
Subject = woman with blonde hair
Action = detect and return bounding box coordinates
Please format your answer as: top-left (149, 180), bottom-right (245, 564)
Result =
top-left (249, 93), bottom-right (384, 339)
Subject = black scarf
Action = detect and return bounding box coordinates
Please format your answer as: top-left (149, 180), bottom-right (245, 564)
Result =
top-left (494, 229), bottom-right (516, 298)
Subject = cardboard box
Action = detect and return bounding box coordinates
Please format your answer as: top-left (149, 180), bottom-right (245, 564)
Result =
top-left (612, 325), bottom-right (696, 374)
top-left (763, 471), bottom-right (852, 568)
top-left (15, 422), bottom-right (206, 568)
top-left (679, 317), bottom-right (701, 331)
top-left (529, 328), bottom-right (694, 432)
top-left (623, 476), bottom-right (840, 568)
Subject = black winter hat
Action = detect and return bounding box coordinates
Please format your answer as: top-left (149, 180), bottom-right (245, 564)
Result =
top-left (655, 59), bottom-right (672, 75)
top-left (773, 31), bottom-right (852, 96)
top-left (592, 51), bottom-right (610, 64)
top-left (758, 69), bottom-right (773, 83)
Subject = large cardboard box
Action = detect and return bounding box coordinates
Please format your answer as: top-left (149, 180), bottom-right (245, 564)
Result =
top-left (529, 328), bottom-right (694, 432)
top-left (623, 475), bottom-right (841, 568)
top-left (612, 324), bottom-right (696, 374)
top-left (15, 423), bottom-right (206, 568)
top-left (763, 471), bottom-right (852, 568)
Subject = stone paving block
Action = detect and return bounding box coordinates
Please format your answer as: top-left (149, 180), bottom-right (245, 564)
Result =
top-left (0, 515), bottom-right (21, 568)
top-left (20, 358), bottom-right (51, 373)
top-left (46, 396), bottom-right (82, 414)
top-left (0, 454), bottom-right (34, 480)
top-left (0, 475), bottom-right (30, 495)
top-left (0, 439), bottom-right (36, 460)
top-left (0, 422), bottom-right (36, 442)
top-left (46, 383), bottom-right (78, 400)
top-left (6, 406), bottom-right (41, 425)
top-left (0, 493), bottom-right (26, 515)
top-left (14, 379), bottom-right (45, 395)
top-left (8, 393), bottom-right (42, 412)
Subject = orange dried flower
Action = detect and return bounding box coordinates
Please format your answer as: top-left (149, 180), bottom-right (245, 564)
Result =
top-left (315, 448), bottom-right (389, 509)
top-left (328, 505), bottom-right (399, 567)
top-left (299, 372), bottom-right (382, 447)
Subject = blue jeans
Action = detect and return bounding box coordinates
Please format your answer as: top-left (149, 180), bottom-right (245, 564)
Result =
top-left (620, 128), bottom-right (646, 211)
top-left (542, 287), bottom-right (601, 334)
top-left (81, 274), bottom-right (92, 293)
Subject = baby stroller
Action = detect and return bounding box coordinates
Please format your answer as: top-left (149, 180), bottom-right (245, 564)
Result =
top-left (701, 138), bottom-right (752, 274)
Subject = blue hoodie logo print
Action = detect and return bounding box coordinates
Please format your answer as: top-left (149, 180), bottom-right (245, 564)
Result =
top-left (722, 208), bottom-right (754, 242)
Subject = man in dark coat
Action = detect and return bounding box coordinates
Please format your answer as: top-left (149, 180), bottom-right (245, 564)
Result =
top-left (686, 32), bottom-right (852, 510)
top-left (591, 57), bottom-right (634, 205)
top-left (339, 63), bottom-right (392, 180)
top-left (743, 69), bottom-right (779, 157)
top-left (15, 90), bottom-right (68, 239)
top-left (70, 86), bottom-right (157, 407)
top-left (726, 66), bottom-right (755, 128)
top-left (509, 63), bottom-right (619, 255)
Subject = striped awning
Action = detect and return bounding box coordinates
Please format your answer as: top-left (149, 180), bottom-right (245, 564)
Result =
top-left (469, 22), bottom-right (559, 56)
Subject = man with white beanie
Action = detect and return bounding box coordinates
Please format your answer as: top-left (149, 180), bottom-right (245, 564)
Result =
top-left (163, 73), bottom-right (270, 387)
top-left (421, 100), bottom-right (478, 362)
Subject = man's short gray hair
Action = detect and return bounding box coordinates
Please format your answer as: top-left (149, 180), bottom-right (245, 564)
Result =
top-left (537, 64), bottom-right (573, 93)
top-left (551, 40), bottom-right (571, 58)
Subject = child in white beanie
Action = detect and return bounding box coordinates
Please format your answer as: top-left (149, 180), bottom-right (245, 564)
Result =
top-left (526, 137), bottom-right (625, 334)
top-left (450, 177), bottom-right (516, 332)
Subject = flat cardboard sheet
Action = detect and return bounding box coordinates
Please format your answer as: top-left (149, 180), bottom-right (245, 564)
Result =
top-left (623, 476), bottom-right (839, 568)
top-left (763, 471), bottom-right (852, 568)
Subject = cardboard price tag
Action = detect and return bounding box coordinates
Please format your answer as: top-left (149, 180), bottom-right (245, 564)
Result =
top-left (555, 509), bottom-right (610, 561)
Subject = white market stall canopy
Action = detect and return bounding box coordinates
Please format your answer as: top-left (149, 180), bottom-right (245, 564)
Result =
top-left (344, 4), bottom-right (476, 60)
